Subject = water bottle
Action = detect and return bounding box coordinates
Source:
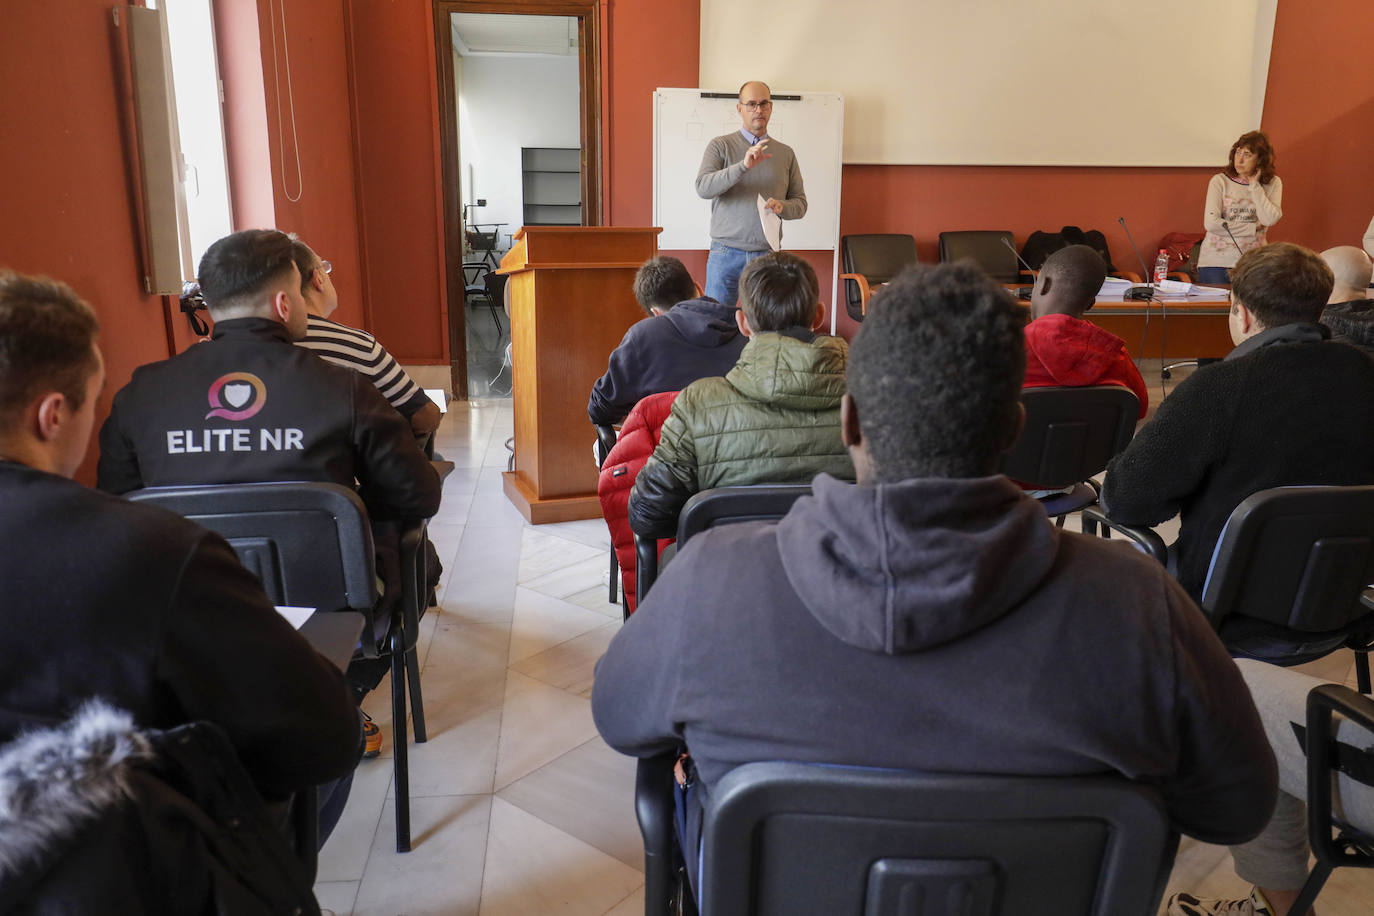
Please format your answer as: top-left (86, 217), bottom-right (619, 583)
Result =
top-left (1153, 249), bottom-right (1169, 285)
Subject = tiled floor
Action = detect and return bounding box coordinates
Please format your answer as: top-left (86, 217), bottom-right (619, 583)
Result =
top-left (314, 392), bottom-right (1374, 916)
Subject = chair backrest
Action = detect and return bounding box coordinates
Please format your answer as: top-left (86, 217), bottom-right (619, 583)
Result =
top-left (1201, 486), bottom-right (1374, 633)
top-left (1000, 386), bottom-right (1139, 489)
top-left (938, 230), bottom-right (1019, 283)
top-left (841, 234), bottom-right (919, 319)
top-left (677, 485), bottom-right (813, 545)
top-left (127, 481), bottom-right (377, 613)
top-left (699, 762), bottom-right (1175, 916)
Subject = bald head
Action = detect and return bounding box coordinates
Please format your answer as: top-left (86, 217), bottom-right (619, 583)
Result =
top-left (1321, 246), bottom-right (1372, 304)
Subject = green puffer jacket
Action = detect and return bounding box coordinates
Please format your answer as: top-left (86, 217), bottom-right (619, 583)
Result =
top-left (627, 330), bottom-right (855, 538)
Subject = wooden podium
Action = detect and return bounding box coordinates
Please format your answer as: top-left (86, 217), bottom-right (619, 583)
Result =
top-left (497, 227), bottom-right (661, 523)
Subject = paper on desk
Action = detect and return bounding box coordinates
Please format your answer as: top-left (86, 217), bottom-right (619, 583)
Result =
top-left (1097, 277), bottom-right (1135, 296)
top-left (1156, 279), bottom-right (1229, 299)
top-left (757, 195), bottom-right (782, 251)
top-left (274, 606), bottom-right (315, 630)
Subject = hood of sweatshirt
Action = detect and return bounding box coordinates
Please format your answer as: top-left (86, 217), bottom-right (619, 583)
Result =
top-left (1024, 314), bottom-right (1129, 385)
top-left (776, 473), bottom-right (1060, 654)
top-left (662, 297), bottom-right (742, 348)
top-left (725, 332), bottom-right (847, 409)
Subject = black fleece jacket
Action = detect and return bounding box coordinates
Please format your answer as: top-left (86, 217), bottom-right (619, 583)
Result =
top-left (1102, 323), bottom-right (1374, 599)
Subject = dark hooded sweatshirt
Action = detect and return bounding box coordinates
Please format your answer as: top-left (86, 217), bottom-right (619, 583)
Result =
top-left (593, 473), bottom-right (1276, 859)
top-left (587, 297), bottom-right (747, 426)
top-left (1023, 313), bottom-right (1148, 418)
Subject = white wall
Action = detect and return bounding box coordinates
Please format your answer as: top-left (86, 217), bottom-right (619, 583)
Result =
top-left (701, 0), bottom-right (1278, 167)
top-left (457, 54), bottom-right (580, 253)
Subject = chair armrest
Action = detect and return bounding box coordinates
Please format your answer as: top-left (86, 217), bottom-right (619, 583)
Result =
top-left (635, 534), bottom-right (659, 606)
top-left (1305, 684), bottom-right (1374, 868)
top-left (1080, 507), bottom-right (1168, 565)
top-left (636, 753), bottom-right (681, 916)
top-left (839, 273), bottom-right (872, 315)
top-left (1167, 271), bottom-right (1192, 282)
top-left (1116, 270), bottom-right (1143, 283)
top-left (594, 424), bottom-right (618, 468)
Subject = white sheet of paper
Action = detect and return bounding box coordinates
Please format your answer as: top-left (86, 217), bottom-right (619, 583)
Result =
top-left (274, 606), bottom-right (315, 630)
top-left (424, 388), bottom-right (448, 413)
top-left (757, 195), bottom-right (783, 251)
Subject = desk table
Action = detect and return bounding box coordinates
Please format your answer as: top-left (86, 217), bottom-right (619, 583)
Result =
top-left (1009, 285), bottom-right (1233, 360)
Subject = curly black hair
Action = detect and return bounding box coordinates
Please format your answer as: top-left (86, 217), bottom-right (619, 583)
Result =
top-left (847, 262), bottom-right (1025, 482)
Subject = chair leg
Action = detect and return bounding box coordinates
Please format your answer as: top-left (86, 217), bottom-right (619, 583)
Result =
top-left (608, 548), bottom-right (619, 604)
top-left (1356, 650), bottom-right (1371, 695)
top-left (390, 629), bottom-right (411, 853)
top-left (1286, 860), bottom-right (1332, 916)
top-left (406, 642), bottom-right (427, 743)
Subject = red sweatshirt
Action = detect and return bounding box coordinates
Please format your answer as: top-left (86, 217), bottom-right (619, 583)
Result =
top-left (1023, 313), bottom-right (1148, 418)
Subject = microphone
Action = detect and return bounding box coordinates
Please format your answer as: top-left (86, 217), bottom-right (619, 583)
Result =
top-left (1116, 217), bottom-right (1158, 301)
top-left (1000, 237), bottom-right (1036, 300)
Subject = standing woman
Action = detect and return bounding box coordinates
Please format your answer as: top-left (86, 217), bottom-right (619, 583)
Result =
top-left (1198, 131), bottom-right (1282, 284)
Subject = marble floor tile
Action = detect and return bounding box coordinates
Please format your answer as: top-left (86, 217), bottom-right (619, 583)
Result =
top-left (314, 880), bottom-right (359, 916)
top-left (510, 620), bottom-right (620, 696)
top-left (602, 886), bottom-right (645, 916)
top-left (517, 528), bottom-right (604, 583)
top-left (317, 756), bottom-right (397, 882)
top-left (507, 587), bottom-right (616, 666)
top-left (350, 795), bottom-right (491, 916)
top-left (497, 737), bottom-right (643, 870)
top-left (405, 703), bottom-right (503, 798)
top-left (493, 672), bottom-right (599, 790)
top-left (521, 554), bottom-right (611, 603)
top-left (538, 517), bottom-right (615, 551)
top-left (478, 797), bottom-right (643, 916)
top-left (565, 582), bottom-right (624, 619)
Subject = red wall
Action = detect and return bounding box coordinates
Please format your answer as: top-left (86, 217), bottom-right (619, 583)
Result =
top-left (0, 3), bottom-right (177, 483)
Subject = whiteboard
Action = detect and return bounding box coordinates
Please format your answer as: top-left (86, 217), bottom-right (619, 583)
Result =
top-left (653, 89), bottom-right (844, 251)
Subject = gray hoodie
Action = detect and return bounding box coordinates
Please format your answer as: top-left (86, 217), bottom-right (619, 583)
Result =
top-left (594, 473), bottom-right (1276, 849)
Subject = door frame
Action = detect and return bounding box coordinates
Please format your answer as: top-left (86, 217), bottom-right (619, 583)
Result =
top-left (432, 0), bottom-right (604, 399)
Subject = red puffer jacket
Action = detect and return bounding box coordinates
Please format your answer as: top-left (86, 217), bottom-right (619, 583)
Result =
top-left (598, 391), bottom-right (678, 613)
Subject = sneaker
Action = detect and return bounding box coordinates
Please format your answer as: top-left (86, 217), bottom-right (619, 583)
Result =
top-left (1167, 886), bottom-right (1275, 916)
top-left (362, 712), bottom-right (382, 758)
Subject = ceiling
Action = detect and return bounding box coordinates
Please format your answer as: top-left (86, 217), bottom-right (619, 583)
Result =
top-left (450, 13), bottom-right (578, 57)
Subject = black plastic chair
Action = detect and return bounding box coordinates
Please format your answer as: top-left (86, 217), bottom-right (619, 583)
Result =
top-left (595, 422), bottom-right (620, 604)
top-left (634, 485), bottom-right (811, 606)
top-left (1084, 486), bottom-right (1374, 684)
top-left (938, 230), bottom-right (1022, 283)
top-left (126, 481), bottom-right (428, 852)
top-left (1288, 684), bottom-right (1374, 915)
top-left (638, 757), bottom-right (1177, 916)
top-left (839, 233), bottom-right (918, 321)
top-left (1000, 386), bottom-right (1139, 525)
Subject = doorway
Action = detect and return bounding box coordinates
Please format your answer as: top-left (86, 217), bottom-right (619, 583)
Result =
top-left (433, 1), bottom-right (603, 400)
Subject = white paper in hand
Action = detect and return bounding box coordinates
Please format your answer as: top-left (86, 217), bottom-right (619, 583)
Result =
top-left (757, 195), bottom-right (783, 251)
top-left (274, 606), bottom-right (315, 630)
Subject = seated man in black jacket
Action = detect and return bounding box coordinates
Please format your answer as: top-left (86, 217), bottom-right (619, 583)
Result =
top-left (587, 256), bottom-right (746, 428)
top-left (1102, 242), bottom-right (1374, 606)
top-left (0, 270), bottom-right (360, 842)
top-left (593, 263), bottom-right (1277, 901)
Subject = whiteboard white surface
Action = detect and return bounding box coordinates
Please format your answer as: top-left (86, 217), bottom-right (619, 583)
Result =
top-left (700, 0), bottom-right (1277, 167)
top-left (653, 89), bottom-right (844, 251)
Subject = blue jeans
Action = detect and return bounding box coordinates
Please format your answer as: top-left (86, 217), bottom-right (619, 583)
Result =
top-left (1197, 266), bottom-right (1231, 285)
top-left (704, 243), bottom-right (768, 307)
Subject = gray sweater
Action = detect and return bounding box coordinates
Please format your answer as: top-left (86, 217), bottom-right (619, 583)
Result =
top-left (695, 132), bottom-right (806, 251)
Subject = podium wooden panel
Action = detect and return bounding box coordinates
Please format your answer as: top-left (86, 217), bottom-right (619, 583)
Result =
top-left (497, 227), bottom-right (661, 523)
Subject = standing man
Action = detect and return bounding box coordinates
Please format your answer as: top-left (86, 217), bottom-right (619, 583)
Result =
top-left (695, 81), bottom-right (807, 307)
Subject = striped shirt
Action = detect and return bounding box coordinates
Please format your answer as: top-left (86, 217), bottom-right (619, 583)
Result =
top-left (298, 314), bottom-right (429, 416)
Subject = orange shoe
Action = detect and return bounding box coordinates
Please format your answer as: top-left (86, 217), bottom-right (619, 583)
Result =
top-left (362, 712), bottom-right (382, 758)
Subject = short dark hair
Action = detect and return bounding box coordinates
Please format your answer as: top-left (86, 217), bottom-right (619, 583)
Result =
top-left (288, 236), bottom-right (320, 294)
top-left (847, 262), bottom-right (1025, 481)
top-left (197, 229), bottom-right (299, 319)
top-left (0, 271), bottom-right (100, 427)
top-left (738, 252), bottom-right (818, 331)
top-left (1041, 244), bottom-right (1106, 316)
top-left (1322, 299), bottom-right (1374, 349)
top-left (1224, 130), bottom-right (1277, 185)
top-left (1230, 242), bottom-right (1332, 328)
top-left (632, 256), bottom-right (697, 314)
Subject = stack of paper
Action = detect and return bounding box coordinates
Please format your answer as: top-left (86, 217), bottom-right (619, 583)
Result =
top-left (1097, 277), bottom-right (1135, 296)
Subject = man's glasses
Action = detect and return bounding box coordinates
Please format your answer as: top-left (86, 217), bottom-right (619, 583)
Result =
top-left (740, 100), bottom-right (772, 111)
